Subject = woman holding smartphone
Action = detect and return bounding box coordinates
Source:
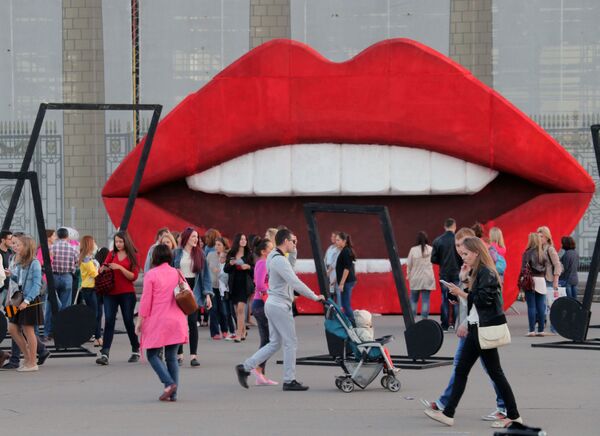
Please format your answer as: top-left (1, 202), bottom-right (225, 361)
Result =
top-left (96, 231), bottom-right (140, 366)
top-left (424, 237), bottom-right (522, 428)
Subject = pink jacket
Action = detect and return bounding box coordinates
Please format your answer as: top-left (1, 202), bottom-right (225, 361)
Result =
top-left (139, 263), bottom-right (188, 350)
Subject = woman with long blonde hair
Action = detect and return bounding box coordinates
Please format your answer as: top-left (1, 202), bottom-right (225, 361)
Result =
top-left (7, 235), bottom-right (44, 371)
top-left (489, 227), bottom-right (506, 257)
top-left (424, 237), bottom-right (522, 428)
top-left (521, 232), bottom-right (547, 336)
top-left (536, 226), bottom-right (562, 290)
top-left (536, 226), bottom-right (562, 335)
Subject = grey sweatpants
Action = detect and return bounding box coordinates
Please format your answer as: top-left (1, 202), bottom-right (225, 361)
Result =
top-left (243, 301), bottom-right (297, 382)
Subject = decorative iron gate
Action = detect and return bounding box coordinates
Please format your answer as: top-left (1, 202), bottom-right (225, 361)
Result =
top-left (0, 120), bottom-right (63, 234)
top-left (531, 113), bottom-right (600, 256)
top-left (105, 117), bottom-right (149, 240)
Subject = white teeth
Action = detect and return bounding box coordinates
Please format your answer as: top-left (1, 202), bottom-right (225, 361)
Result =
top-left (253, 146), bottom-right (292, 196)
top-left (220, 153), bottom-right (254, 195)
top-left (466, 162), bottom-right (497, 193)
top-left (292, 144), bottom-right (340, 195)
top-left (185, 144), bottom-right (498, 196)
top-left (341, 144), bottom-right (390, 194)
top-left (390, 147), bottom-right (431, 194)
top-left (430, 151), bottom-right (467, 194)
top-left (186, 165), bottom-right (221, 193)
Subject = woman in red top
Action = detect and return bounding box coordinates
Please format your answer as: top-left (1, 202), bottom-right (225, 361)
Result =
top-left (96, 231), bottom-right (140, 366)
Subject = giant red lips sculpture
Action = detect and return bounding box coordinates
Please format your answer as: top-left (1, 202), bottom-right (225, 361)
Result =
top-left (102, 39), bottom-right (594, 315)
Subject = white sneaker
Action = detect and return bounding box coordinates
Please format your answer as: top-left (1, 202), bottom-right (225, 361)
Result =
top-left (482, 409), bottom-right (507, 421)
top-left (424, 409), bottom-right (454, 426)
top-left (17, 365), bottom-right (39, 372)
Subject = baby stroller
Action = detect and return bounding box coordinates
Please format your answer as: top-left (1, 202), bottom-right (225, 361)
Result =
top-left (324, 299), bottom-right (400, 393)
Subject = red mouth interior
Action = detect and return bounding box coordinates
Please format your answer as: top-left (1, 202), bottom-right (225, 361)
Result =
top-left (143, 172), bottom-right (548, 257)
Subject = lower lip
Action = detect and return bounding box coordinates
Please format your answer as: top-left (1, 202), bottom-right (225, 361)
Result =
top-left (103, 177), bottom-right (592, 313)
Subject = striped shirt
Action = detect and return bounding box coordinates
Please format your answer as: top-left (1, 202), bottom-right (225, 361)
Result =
top-left (50, 239), bottom-right (78, 274)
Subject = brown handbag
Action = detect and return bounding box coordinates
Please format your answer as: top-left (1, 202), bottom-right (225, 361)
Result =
top-left (175, 270), bottom-right (198, 315)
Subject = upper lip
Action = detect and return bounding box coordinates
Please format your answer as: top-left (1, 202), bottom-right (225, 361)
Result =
top-left (102, 38), bottom-right (593, 199)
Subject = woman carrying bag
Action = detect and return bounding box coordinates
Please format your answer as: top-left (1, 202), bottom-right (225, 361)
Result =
top-left (173, 227), bottom-right (213, 367)
top-left (6, 235), bottom-right (44, 372)
top-left (424, 237), bottom-right (522, 429)
top-left (95, 231), bottom-right (140, 366)
top-left (136, 244), bottom-right (188, 402)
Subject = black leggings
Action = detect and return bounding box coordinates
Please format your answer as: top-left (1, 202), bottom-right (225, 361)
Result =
top-left (177, 277), bottom-right (198, 356)
top-left (444, 325), bottom-right (519, 419)
top-left (252, 300), bottom-right (270, 372)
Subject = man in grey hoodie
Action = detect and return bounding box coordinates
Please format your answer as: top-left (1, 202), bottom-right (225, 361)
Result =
top-left (236, 228), bottom-right (324, 391)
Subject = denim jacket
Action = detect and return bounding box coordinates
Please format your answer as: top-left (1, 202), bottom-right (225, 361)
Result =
top-left (10, 259), bottom-right (42, 303)
top-left (172, 248), bottom-right (213, 306)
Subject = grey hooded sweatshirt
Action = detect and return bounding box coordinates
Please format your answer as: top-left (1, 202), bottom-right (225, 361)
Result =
top-left (266, 248), bottom-right (320, 308)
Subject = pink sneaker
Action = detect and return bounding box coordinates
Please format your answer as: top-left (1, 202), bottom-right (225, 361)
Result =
top-left (261, 377), bottom-right (279, 386)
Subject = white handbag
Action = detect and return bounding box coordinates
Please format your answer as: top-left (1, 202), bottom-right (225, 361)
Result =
top-left (478, 323), bottom-right (511, 350)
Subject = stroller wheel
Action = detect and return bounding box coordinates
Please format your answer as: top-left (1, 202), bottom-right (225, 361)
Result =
top-left (335, 377), bottom-right (344, 390)
top-left (380, 375), bottom-right (390, 389)
top-left (340, 378), bottom-right (355, 393)
top-left (386, 377), bottom-right (401, 392)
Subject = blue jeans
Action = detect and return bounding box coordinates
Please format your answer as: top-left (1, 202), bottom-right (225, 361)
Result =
top-left (410, 289), bottom-right (431, 319)
top-left (209, 289), bottom-right (232, 336)
top-left (564, 284), bottom-right (578, 300)
top-left (147, 344), bottom-right (179, 398)
top-left (440, 280), bottom-right (459, 330)
top-left (80, 288), bottom-right (101, 338)
top-left (525, 290), bottom-right (546, 333)
top-left (101, 292), bottom-right (139, 356)
top-left (438, 335), bottom-right (505, 411)
top-left (339, 281), bottom-right (356, 325)
top-left (44, 273), bottom-right (73, 336)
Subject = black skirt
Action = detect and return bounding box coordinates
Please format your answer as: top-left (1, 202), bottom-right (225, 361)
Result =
top-left (11, 296), bottom-right (44, 326)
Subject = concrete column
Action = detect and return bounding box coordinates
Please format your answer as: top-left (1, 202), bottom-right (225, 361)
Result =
top-left (62, 0), bottom-right (106, 237)
top-left (250, 0), bottom-right (291, 49)
top-left (449, 0), bottom-right (493, 88)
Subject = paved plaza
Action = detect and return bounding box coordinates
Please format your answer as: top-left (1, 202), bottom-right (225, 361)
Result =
top-left (2, 301), bottom-right (599, 436)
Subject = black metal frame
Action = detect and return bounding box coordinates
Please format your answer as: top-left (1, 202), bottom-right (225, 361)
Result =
top-left (1, 103), bottom-right (161, 319)
top-left (291, 203), bottom-right (449, 369)
top-left (303, 202), bottom-right (414, 327)
top-left (533, 124), bottom-right (600, 351)
top-left (2, 102), bottom-right (162, 234)
top-left (0, 171), bottom-right (55, 311)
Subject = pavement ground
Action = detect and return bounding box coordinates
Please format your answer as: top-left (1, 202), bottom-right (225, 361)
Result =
top-left (1, 300), bottom-right (599, 436)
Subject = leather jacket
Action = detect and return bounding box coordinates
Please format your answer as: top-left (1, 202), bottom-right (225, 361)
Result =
top-left (466, 265), bottom-right (506, 327)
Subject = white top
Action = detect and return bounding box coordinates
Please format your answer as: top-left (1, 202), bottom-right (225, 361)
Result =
top-left (406, 245), bottom-right (435, 290)
top-left (180, 250), bottom-right (195, 278)
top-left (467, 305), bottom-right (479, 325)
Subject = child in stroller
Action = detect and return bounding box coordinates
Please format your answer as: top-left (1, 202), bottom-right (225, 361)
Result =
top-left (324, 300), bottom-right (400, 393)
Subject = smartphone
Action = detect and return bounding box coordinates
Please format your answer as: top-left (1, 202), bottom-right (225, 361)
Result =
top-left (440, 280), bottom-right (458, 302)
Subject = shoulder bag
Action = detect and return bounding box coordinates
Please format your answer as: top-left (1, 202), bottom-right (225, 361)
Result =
top-left (175, 270), bottom-right (198, 315)
top-left (478, 312), bottom-right (511, 350)
top-left (478, 323), bottom-right (511, 349)
top-left (95, 252), bottom-right (115, 296)
top-left (518, 263), bottom-right (534, 292)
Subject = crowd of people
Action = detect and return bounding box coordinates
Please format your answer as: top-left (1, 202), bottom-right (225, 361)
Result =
top-left (0, 218), bottom-right (581, 426)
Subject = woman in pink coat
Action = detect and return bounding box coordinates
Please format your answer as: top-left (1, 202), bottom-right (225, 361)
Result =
top-left (135, 244), bottom-right (188, 402)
